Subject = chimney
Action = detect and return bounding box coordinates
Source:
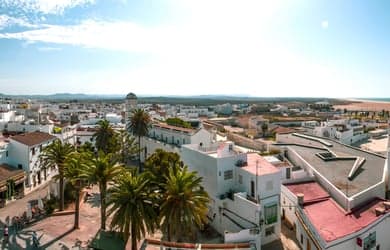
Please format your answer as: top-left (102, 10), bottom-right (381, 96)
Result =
top-left (375, 207), bottom-right (385, 216)
top-left (297, 193), bottom-right (304, 207)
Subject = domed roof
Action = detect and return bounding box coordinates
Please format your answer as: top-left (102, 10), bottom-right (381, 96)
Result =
top-left (126, 92), bottom-right (137, 99)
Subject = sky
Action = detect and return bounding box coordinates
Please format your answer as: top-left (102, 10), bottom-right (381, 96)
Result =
top-left (0, 0), bottom-right (389, 97)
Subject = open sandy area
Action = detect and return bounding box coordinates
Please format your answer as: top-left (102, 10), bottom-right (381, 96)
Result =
top-left (334, 99), bottom-right (390, 111)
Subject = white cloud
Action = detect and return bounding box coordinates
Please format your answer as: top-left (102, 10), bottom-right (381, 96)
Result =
top-left (0, 14), bottom-right (37, 29)
top-left (1, 0), bottom-right (95, 15)
top-left (0, 0), bottom-right (350, 97)
top-left (37, 46), bottom-right (62, 51)
top-left (321, 20), bottom-right (329, 29)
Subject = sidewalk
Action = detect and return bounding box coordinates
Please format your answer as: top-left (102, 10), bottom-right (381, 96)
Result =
top-left (0, 184), bottom-right (101, 249)
top-left (0, 183), bottom-right (50, 222)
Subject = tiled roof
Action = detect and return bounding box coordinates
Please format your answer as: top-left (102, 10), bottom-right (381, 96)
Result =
top-left (0, 164), bottom-right (25, 183)
top-left (153, 123), bottom-right (196, 134)
top-left (11, 131), bottom-right (56, 147)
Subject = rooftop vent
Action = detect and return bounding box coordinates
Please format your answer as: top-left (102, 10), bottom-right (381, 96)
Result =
top-left (316, 151), bottom-right (336, 161)
top-left (383, 202), bottom-right (390, 210)
top-left (375, 207), bottom-right (385, 216)
top-left (297, 193), bottom-right (304, 207)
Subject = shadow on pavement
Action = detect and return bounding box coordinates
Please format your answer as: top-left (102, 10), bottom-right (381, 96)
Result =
top-left (39, 228), bottom-right (75, 249)
top-left (85, 193), bottom-right (101, 208)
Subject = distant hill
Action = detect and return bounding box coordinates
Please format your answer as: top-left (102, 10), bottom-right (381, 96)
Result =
top-left (0, 93), bottom-right (344, 105)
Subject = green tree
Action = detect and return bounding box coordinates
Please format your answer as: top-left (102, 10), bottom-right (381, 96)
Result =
top-left (128, 109), bottom-right (151, 172)
top-left (63, 152), bottom-right (90, 229)
top-left (166, 117), bottom-right (192, 128)
top-left (261, 123), bottom-right (268, 137)
top-left (93, 119), bottom-right (117, 154)
top-left (86, 153), bottom-right (124, 230)
top-left (159, 166), bottom-right (209, 241)
top-left (107, 170), bottom-right (158, 250)
top-left (116, 130), bottom-right (139, 165)
top-left (40, 140), bottom-right (74, 211)
top-left (144, 149), bottom-right (182, 179)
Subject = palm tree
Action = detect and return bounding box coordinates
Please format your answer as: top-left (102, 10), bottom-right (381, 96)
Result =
top-left (63, 152), bottom-right (90, 229)
top-left (116, 130), bottom-right (139, 165)
top-left (108, 170), bottom-right (158, 250)
top-left (93, 119), bottom-right (117, 154)
top-left (40, 140), bottom-right (74, 211)
top-left (144, 149), bottom-right (182, 185)
top-left (128, 109), bottom-right (151, 172)
top-left (159, 166), bottom-right (209, 242)
top-left (86, 153), bottom-right (124, 230)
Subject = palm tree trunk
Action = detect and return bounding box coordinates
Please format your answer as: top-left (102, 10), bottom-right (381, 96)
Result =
top-left (74, 187), bottom-right (80, 229)
top-left (167, 225), bottom-right (171, 242)
top-left (59, 175), bottom-right (64, 211)
top-left (138, 136), bottom-right (142, 172)
top-left (131, 223), bottom-right (137, 250)
top-left (100, 183), bottom-right (106, 230)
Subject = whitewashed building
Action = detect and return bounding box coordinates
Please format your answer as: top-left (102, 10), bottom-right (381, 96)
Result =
top-left (312, 119), bottom-right (368, 145)
top-left (276, 132), bottom-right (390, 250)
top-left (181, 141), bottom-right (282, 249)
top-left (7, 131), bottom-right (57, 193)
top-left (141, 122), bottom-right (213, 161)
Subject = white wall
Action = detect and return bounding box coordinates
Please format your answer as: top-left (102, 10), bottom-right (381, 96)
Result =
top-left (225, 228), bottom-right (261, 250)
top-left (181, 146), bottom-right (218, 196)
top-left (141, 137), bottom-right (182, 161)
top-left (280, 185), bottom-right (298, 228)
top-left (6, 123), bottom-right (53, 134)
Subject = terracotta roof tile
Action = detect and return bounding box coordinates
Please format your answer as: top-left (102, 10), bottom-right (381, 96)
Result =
top-left (11, 131), bottom-right (57, 147)
top-left (0, 164), bottom-right (25, 183)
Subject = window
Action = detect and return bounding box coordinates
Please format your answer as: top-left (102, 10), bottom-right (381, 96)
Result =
top-left (238, 175), bottom-right (243, 184)
top-left (18, 164), bottom-right (22, 170)
top-left (250, 181), bottom-right (255, 197)
top-left (286, 167), bottom-right (291, 179)
top-left (32, 148), bottom-right (35, 155)
top-left (265, 226), bottom-right (274, 237)
top-left (6, 151), bottom-right (8, 157)
top-left (264, 203), bottom-right (278, 224)
top-left (364, 232), bottom-right (376, 250)
top-left (224, 170), bottom-right (233, 180)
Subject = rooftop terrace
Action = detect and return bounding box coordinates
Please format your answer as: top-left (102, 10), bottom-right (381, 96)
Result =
top-left (277, 133), bottom-right (386, 196)
top-left (286, 181), bottom-right (390, 243)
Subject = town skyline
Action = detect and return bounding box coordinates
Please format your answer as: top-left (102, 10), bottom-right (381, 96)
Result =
top-left (1, 0), bottom-right (390, 97)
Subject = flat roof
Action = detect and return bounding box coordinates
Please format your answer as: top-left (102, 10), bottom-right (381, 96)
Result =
top-left (277, 133), bottom-right (386, 196)
top-left (241, 153), bottom-right (280, 176)
top-left (285, 181), bottom-right (330, 202)
top-left (286, 181), bottom-right (390, 243)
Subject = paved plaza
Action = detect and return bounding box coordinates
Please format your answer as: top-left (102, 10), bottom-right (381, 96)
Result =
top-left (0, 185), bottom-right (101, 250)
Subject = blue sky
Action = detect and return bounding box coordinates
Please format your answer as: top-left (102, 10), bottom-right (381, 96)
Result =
top-left (0, 0), bottom-right (389, 97)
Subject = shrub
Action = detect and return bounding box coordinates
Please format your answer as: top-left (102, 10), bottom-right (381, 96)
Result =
top-left (44, 197), bottom-right (58, 214)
